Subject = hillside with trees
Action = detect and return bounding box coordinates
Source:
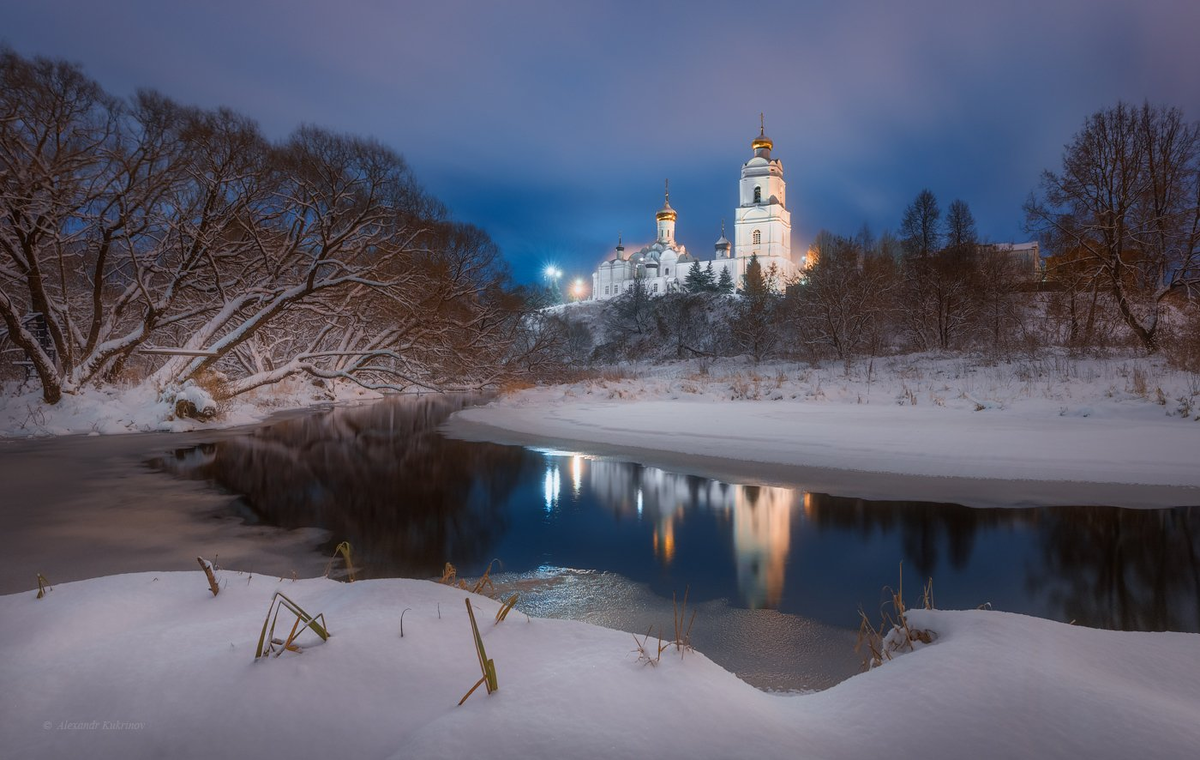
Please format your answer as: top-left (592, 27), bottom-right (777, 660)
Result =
top-left (0, 49), bottom-right (545, 408)
top-left (544, 101), bottom-right (1200, 373)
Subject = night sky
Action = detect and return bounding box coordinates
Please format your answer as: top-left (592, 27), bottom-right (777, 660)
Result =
top-left (7, 0), bottom-right (1200, 285)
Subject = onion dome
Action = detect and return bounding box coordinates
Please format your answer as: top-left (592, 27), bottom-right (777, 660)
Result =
top-left (656, 179), bottom-right (677, 221)
top-left (715, 219), bottom-right (731, 250)
top-left (751, 113), bottom-right (773, 152)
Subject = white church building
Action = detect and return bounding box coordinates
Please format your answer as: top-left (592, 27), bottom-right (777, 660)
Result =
top-left (591, 121), bottom-right (800, 300)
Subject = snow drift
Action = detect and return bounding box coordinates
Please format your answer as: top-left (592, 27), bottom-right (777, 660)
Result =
top-left (2, 572), bottom-right (1198, 759)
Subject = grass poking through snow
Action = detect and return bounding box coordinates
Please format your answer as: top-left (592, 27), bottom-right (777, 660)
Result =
top-left (855, 562), bottom-right (937, 671)
top-left (254, 591), bottom-right (330, 660)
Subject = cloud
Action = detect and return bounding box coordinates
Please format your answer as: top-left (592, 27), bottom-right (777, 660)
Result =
top-left (6, 0), bottom-right (1199, 281)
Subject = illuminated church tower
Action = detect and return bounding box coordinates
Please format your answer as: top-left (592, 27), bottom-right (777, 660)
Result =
top-left (733, 115), bottom-right (793, 281)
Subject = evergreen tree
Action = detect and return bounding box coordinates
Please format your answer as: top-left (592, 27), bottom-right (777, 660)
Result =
top-left (683, 261), bottom-right (707, 293)
top-left (732, 254), bottom-right (777, 361)
top-left (701, 261), bottom-right (717, 291)
top-left (741, 253), bottom-right (767, 296)
top-left (716, 266), bottom-right (734, 293)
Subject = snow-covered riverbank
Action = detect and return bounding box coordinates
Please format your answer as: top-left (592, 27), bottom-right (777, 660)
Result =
top-left (0, 379), bottom-right (382, 439)
top-left (448, 355), bottom-right (1200, 507)
top-left (2, 571), bottom-right (1197, 760)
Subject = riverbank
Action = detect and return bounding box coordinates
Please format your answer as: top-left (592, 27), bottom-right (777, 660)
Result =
top-left (447, 354), bottom-right (1200, 508)
top-left (3, 571), bottom-right (1197, 759)
top-left (0, 378), bottom-right (380, 439)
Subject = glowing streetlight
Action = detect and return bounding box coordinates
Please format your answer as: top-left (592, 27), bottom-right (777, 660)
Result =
top-left (543, 265), bottom-right (562, 280)
top-left (571, 278), bottom-right (586, 300)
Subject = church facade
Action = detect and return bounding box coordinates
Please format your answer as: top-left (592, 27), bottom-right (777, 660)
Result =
top-left (591, 122), bottom-right (800, 300)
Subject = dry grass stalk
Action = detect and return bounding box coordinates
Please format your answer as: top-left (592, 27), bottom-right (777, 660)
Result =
top-left (632, 626), bottom-right (669, 667)
top-left (854, 562), bottom-right (937, 671)
top-left (400, 608), bottom-right (412, 638)
top-left (35, 573), bottom-right (51, 599)
top-left (439, 559), bottom-right (500, 597)
top-left (254, 591), bottom-right (330, 660)
top-left (494, 593), bottom-right (519, 624)
top-left (325, 541), bottom-right (356, 582)
top-left (197, 557), bottom-right (220, 596)
top-left (671, 587), bottom-right (697, 657)
top-left (458, 598), bottom-right (498, 706)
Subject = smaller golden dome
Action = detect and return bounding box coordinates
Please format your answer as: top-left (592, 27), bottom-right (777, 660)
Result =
top-left (656, 179), bottom-right (676, 221)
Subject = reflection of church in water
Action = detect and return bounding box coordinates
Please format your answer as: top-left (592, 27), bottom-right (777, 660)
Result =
top-left (579, 457), bottom-right (801, 609)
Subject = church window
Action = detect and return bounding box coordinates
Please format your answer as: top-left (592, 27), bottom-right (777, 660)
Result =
top-left (754, 186), bottom-right (762, 203)
top-left (665, 268), bottom-right (670, 276)
top-left (752, 229), bottom-right (761, 245)
top-left (653, 283), bottom-right (659, 293)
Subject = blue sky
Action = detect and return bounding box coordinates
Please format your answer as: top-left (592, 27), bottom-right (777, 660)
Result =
top-left (6, 0), bottom-right (1200, 284)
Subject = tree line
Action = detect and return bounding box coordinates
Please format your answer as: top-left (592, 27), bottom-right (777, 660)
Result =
top-left (550, 100), bottom-right (1200, 369)
top-left (0, 49), bottom-right (546, 405)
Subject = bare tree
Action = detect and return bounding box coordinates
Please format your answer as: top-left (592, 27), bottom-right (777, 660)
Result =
top-left (788, 231), bottom-right (898, 362)
top-left (1026, 101), bottom-right (1200, 353)
top-left (0, 49), bottom-right (531, 405)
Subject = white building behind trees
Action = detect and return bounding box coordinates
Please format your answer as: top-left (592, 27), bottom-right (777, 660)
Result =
top-left (591, 120), bottom-right (800, 300)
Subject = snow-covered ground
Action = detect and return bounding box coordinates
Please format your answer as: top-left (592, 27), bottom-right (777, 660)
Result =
top-left (2, 571), bottom-right (1197, 759)
top-left (448, 354), bottom-right (1200, 507)
top-left (0, 378), bottom-right (382, 438)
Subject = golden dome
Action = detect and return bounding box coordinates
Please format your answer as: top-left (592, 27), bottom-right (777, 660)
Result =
top-left (752, 112), bottom-right (773, 151)
top-left (656, 179), bottom-right (676, 221)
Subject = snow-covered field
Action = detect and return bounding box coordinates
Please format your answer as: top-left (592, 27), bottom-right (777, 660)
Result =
top-left (2, 571), bottom-right (1197, 760)
top-left (0, 378), bottom-right (382, 438)
top-left (449, 354), bottom-right (1200, 507)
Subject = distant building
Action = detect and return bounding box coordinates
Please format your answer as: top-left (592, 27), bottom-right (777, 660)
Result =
top-left (591, 120), bottom-right (800, 300)
top-left (983, 241), bottom-right (1042, 280)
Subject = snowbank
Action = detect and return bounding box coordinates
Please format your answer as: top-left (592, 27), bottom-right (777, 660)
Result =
top-left (447, 356), bottom-right (1200, 507)
top-left (2, 572), bottom-right (1197, 759)
top-left (0, 378), bottom-right (383, 438)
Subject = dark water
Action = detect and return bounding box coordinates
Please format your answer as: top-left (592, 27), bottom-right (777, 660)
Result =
top-left (150, 395), bottom-right (1200, 689)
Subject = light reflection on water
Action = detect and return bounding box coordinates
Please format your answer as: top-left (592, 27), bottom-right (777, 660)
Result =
top-left (150, 395), bottom-right (1200, 689)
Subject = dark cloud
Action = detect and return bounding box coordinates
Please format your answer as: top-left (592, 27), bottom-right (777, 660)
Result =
top-left (6, 0), bottom-right (1199, 282)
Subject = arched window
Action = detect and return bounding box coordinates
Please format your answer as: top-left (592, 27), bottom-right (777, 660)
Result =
top-left (754, 186), bottom-right (762, 203)
top-left (752, 229), bottom-right (761, 245)
top-left (665, 268), bottom-right (670, 276)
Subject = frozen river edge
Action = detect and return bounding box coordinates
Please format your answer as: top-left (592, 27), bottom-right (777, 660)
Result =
top-left (445, 398), bottom-right (1200, 508)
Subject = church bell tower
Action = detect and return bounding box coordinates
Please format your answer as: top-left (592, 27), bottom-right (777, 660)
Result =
top-left (734, 115), bottom-right (791, 272)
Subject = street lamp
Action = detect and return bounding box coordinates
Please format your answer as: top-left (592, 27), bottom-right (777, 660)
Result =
top-left (543, 265), bottom-right (563, 304)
